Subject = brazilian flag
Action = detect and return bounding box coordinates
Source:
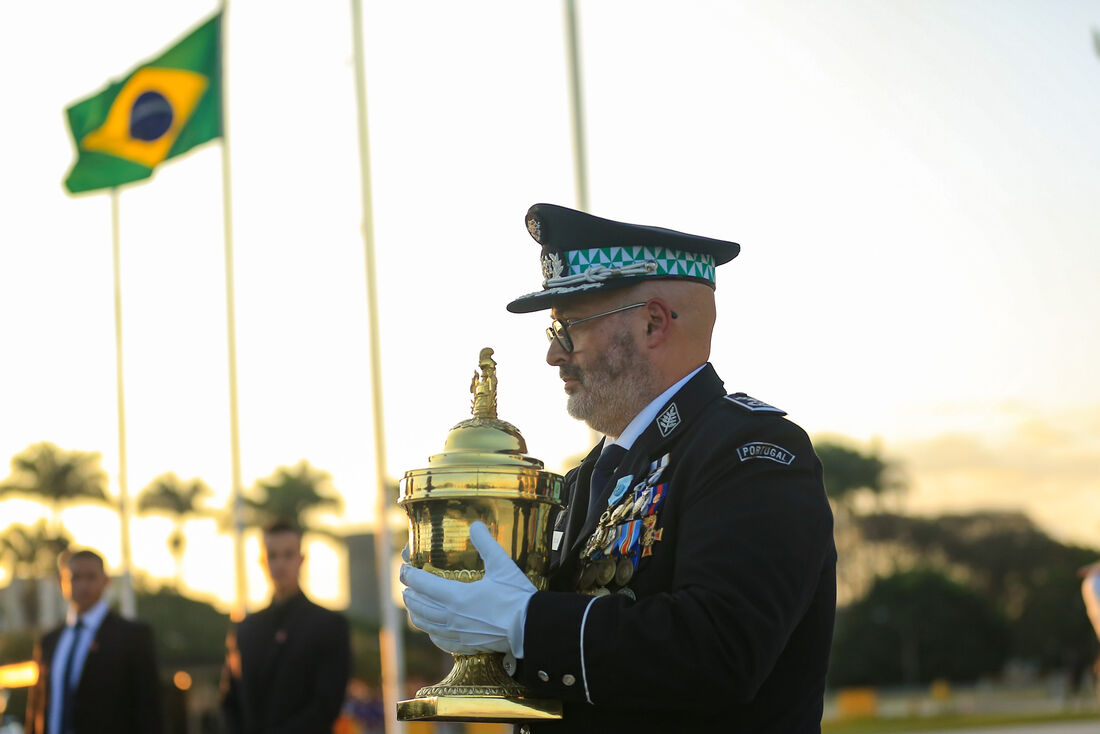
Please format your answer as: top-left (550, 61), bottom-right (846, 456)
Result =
top-left (63, 12), bottom-right (221, 194)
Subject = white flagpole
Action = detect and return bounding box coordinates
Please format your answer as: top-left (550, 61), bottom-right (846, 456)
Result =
top-left (564, 0), bottom-right (602, 447)
top-left (564, 0), bottom-right (590, 213)
top-left (109, 187), bottom-right (137, 619)
top-left (217, 0), bottom-right (248, 620)
top-left (349, 1), bottom-right (405, 730)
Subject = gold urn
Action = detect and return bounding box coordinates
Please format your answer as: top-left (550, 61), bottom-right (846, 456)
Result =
top-left (396, 348), bottom-right (565, 722)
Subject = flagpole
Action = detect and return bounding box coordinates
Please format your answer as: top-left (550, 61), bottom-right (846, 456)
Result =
top-left (564, 0), bottom-right (590, 213)
top-left (217, 0), bottom-right (248, 620)
top-left (110, 187), bottom-right (137, 619)
top-left (564, 0), bottom-right (602, 447)
top-left (349, 1), bottom-right (405, 730)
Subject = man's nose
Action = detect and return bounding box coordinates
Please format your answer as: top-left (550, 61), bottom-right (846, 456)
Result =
top-left (546, 337), bottom-right (568, 366)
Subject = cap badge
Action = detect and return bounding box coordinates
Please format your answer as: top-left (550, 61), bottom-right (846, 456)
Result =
top-left (541, 252), bottom-right (564, 283)
top-left (526, 214), bottom-right (543, 243)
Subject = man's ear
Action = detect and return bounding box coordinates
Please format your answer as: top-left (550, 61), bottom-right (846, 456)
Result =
top-left (643, 299), bottom-right (675, 346)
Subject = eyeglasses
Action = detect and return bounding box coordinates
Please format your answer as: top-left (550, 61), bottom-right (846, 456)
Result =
top-left (545, 302), bottom-right (647, 353)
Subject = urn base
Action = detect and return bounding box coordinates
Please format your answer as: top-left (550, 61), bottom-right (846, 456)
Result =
top-left (396, 652), bottom-right (563, 722)
top-left (396, 694), bottom-right (563, 722)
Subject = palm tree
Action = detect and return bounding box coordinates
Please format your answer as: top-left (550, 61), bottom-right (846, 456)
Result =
top-left (0, 442), bottom-right (111, 529)
top-left (815, 439), bottom-right (905, 508)
top-left (244, 460), bottom-right (342, 536)
top-left (1, 442), bottom-right (109, 626)
top-left (815, 438), bottom-right (907, 604)
top-left (136, 473), bottom-right (212, 588)
top-left (0, 520), bottom-right (72, 630)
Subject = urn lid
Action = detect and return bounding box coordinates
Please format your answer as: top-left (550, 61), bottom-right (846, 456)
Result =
top-left (424, 348), bottom-right (545, 470)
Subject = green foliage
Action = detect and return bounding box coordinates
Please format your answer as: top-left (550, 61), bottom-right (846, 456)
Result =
top-left (0, 441), bottom-right (110, 510)
top-left (856, 511), bottom-right (1100, 668)
top-left (137, 474), bottom-right (212, 518)
top-left (135, 588), bottom-right (231, 666)
top-left (814, 440), bottom-right (904, 504)
top-left (0, 521), bottom-right (72, 576)
top-left (346, 614), bottom-right (452, 687)
top-left (822, 710), bottom-right (1100, 733)
top-left (0, 521), bottom-right (73, 629)
top-left (137, 473), bottom-right (213, 585)
top-left (0, 628), bottom-right (35, 663)
top-left (830, 568), bottom-right (1009, 686)
top-left (244, 460), bottom-right (341, 533)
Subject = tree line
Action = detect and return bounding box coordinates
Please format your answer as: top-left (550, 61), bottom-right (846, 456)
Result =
top-left (818, 439), bottom-right (1100, 688)
top-left (3, 437), bottom-right (1097, 689)
top-left (0, 440), bottom-right (343, 630)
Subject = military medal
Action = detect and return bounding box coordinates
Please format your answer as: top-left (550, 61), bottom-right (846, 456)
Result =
top-left (641, 514), bottom-right (665, 557)
top-left (646, 454), bottom-right (670, 486)
top-left (610, 499), bottom-right (632, 524)
top-left (615, 557), bottom-right (635, 586)
top-left (575, 456), bottom-right (672, 593)
top-left (595, 558), bottom-right (616, 586)
top-left (608, 474), bottom-right (633, 507)
top-left (645, 483), bottom-right (667, 516)
top-left (578, 562), bottom-right (598, 590)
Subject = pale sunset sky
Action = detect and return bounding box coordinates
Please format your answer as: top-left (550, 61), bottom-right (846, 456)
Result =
top-left (1, 1), bottom-right (1099, 612)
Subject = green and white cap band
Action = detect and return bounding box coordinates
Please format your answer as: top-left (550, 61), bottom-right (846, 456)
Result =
top-left (508, 203), bottom-right (738, 313)
top-left (541, 246), bottom-right (717, 288)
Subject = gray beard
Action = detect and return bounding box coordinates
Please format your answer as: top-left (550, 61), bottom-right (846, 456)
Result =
top-left (565, 330), bottom-right (659, 436)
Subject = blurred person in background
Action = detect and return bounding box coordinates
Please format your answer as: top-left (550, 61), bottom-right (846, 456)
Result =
top-left (1082, 561), bottom-right (1100, 642)
top-left (25, 548), bottom-right (163, 734)
top-left (221, 518), bottom-right (350, 734)
top-left (1081, 560), bottom-right (1100, 699)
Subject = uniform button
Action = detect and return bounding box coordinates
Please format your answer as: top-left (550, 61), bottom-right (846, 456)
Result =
top-left (562, 674), bottom-right (576, 686)
top-left (537, 670), bottom-right (550, 682)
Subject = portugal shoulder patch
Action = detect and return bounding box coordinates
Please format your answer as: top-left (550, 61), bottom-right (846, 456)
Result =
top-left (736, 442), bottom-right (796, 465)
top-left (724, 393), bottom-right (787, 415)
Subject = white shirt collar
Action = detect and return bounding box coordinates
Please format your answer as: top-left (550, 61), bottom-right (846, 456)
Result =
top-left (605, 364), bottom-right (705, 451)
top-left (66, 597), bottom-right (110, 631)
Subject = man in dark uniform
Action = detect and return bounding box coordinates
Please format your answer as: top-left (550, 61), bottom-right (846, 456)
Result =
top-left (26, 548), bottom-right (162, 734)
top-left (221, 519), bottom-right (351, 734)
top-left (401, 204), bottom-right (836, 732)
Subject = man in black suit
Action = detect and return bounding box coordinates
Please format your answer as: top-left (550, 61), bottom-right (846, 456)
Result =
top-left (221, 519), bottom-right (351, 734)
top-left (25, 548), bottom-right (162, 734)
top-left (401, 204), bottom-right (837, 732)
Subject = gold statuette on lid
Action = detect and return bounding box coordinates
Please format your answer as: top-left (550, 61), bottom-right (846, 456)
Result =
top-left (396, 347), bottom-right (564, 723)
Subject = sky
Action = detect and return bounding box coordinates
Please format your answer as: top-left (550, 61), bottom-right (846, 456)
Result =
top-left (1, 0), bottom-right (1099, 613)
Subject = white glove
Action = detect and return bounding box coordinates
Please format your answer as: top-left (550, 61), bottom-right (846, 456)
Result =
top-left (400, 521), bottom-right (535, 658)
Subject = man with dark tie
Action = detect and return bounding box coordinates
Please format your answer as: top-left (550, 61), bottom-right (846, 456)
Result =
top-left (25, 548), bottom-right (163, 734)
top-left (401, 204), bottom-right (837, 732)
top-left (221, 518), bottom-right (351, 734)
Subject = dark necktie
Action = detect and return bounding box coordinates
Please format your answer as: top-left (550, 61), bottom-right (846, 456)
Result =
top-left (59, 618), bottom-right (84, 734)
top-left (588, 443), bottom-right (628, 520)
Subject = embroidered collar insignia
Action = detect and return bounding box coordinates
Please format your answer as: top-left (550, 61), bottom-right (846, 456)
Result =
top-left (656, 402), bottom-right (681, 437)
